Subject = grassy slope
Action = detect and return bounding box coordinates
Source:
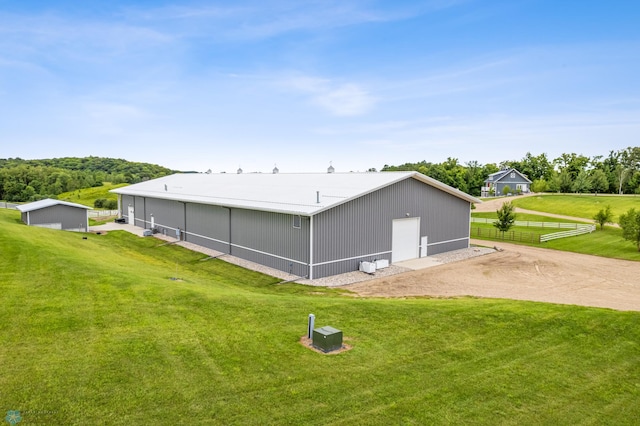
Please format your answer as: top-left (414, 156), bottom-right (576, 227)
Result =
top-left (1, 209), bottom-right (639, 425)
top-left (57, 182), bottom-right (127, 207)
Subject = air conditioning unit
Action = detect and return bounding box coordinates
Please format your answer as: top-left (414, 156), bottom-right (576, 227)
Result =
top-left (312, 326), bottom-right (343, 353)
top-left (359, 261), bottom-right (376, 274)
top-left (374, 259), bottom-right (389, 269)
top-left (142, 229), bottom-right (153, 237)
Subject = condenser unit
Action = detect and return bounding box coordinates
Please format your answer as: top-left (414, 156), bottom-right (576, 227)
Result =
top-left (312, 326), bottom-right (343, 353)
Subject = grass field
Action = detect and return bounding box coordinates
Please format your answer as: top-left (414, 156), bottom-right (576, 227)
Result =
top-left (472, 202), bottom-right (640, 261)
top-left (511, 194), bottom-right (639, 221)
top-left (1, 209), bottom-right (639, 425)
top-left (57, 182), bottom-right (127, 207)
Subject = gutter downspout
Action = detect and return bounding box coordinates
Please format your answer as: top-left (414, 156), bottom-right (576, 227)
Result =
top-left (309, 214), bottom-right (314, 280)
top-left (225, 207), bottom-right (232, 255)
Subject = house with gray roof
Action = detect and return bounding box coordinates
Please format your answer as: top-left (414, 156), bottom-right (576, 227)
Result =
top-left (16, 198), bottom-right (90, 232)
top-left (482, 168), bottom-right (532, 197)
top-left (111, 171), bottom-right (480, 279)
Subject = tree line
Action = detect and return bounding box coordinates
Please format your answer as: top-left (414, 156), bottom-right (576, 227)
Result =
top-left (382, 147), bottom-right (640, 196)
top-left (0, 157), bottom-right (176, 202)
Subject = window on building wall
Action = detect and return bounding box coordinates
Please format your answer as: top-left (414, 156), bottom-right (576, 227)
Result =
top-left (510, 172), bottom-right (515, 178)
top-left (293, 215), bottom-right (301, 229)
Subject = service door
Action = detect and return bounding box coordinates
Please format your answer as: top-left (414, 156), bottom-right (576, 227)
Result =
top-left (392, 217), bottom-right (420, 262)
top-left (128, 205), bottom-right (135, 226)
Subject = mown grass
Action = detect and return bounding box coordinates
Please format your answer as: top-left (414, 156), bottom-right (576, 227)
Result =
top-left (472, 199), bottom-right (640, 261)
top-left (511, 194), bottom-right (639, 221)
top-left (1, 208), bottom-right (639, 425)
top-left (58, 182), bottom-right (127, 207)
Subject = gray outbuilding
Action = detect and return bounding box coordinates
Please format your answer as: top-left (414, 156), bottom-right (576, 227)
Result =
top-left (16, 198), bottom-right (90, 232)
top-left (111, 172), bottom-right (480, 279)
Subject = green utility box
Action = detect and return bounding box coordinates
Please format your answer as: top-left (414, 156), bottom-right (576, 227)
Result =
top-left (312, 326), bottom-right (343, 353)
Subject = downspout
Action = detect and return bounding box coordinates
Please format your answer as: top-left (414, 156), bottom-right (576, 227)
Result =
top-left (309, 214), bottom-right (314, 280)
top-left (468, 202), bottom-right (472, 248)
top-left (183, 202), bottom-right (187, 241)
top-left (224, 207), bottom-right (232, 255)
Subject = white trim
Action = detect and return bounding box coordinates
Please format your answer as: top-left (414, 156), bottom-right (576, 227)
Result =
top-left (426, 237), bottom-right (469, 247)
top-left (313, 250), bottom-right (392, 267)
top-left (149, 222), bottom-right (308, 267)
top-left (230, 242), bottom-right (308, 266)
top-left (183, 230), bottom-right (228, 246)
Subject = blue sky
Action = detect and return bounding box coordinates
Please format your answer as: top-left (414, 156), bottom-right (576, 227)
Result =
top-left (1, 1), bottom-right (639, 173)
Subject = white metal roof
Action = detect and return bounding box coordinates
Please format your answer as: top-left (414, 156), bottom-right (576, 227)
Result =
top-left (111, 172), bottom-right (481, 215)
top-left (16, 198), bottom-right (91, 213)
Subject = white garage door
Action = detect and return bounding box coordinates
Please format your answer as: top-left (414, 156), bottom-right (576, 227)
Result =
top-left (392, 217), bottom-right (420, 262)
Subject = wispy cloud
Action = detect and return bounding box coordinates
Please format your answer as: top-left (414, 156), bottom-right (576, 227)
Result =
top-left (286, 75), bottom-right (376, 116)
top-left (122, 0), bottom-right (467, 41)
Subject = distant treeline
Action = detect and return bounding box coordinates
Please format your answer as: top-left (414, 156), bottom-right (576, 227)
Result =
top-left (382, 147), bottom-right (640, 196)
top-left (0, 157), bottom-right (177, 202)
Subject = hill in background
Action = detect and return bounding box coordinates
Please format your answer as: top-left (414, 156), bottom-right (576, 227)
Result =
top-left (0, 156), bottom-right (178, 203)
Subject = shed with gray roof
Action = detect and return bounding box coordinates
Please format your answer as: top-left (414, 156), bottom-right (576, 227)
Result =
top-left (16, 198), bottom-right (90, 232)
top-left (111, 171), bottom-right (480, 279)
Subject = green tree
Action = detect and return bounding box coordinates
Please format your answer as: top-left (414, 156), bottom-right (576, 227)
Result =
top-left (619, 208), bottom-right (640, 251)
top-left (531, 179), bottom-right (548, 193)
top-left (593, 205), bottom-right (613, 230)
top-left (493, 201), bottom-right (516, 234)
top-left (572, 170), bottom-right (591, 193)
top-left (590, 169), bottom-right (609, 195)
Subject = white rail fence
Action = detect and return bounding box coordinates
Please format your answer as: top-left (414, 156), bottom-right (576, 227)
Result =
top-left (471, 217), bottom-right (596, 242)
top-left (539, 225), bottom-right (596, 242)
top-left (88, 210), bottom-right (119, 217)
top-left (471, 217), bottom-right (592, 229)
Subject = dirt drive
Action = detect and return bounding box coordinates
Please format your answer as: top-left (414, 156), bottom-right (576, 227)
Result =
top-left (346, 240), bottom-right (640, 311)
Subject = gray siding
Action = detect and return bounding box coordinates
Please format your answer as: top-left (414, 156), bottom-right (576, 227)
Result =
top-left (134, 196), bottom-right (146, 228)
top-left (312, 178), bottom-right (470, 278)
top-left (230, 209), bottom-right (310, 277)
top-left (145, 198), bottom-right (186, 237)
top-left (487, 170), bottom-right (531, 195)
top-left (184, 203), bottom-right (230, 252)
top-left (23, 205), bottom-right (87, 231)
top-left (120, 195), bottom-right (134, 219)
top-left (119, 195), bottom-right (311, 278)
top-left (115, 175), bottom-right (471, 280)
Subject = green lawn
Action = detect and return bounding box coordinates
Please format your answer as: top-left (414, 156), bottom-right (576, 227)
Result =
top-left (471, 198), bottom-right (640, 261)
top-left (511, 194), bottom-right (640, 221)
top-left (1, 209), bottom-right (639, 424)
top-left (57, 182), bottom-right (127, 207)
top-left (472, 212), bottom-right (578, 223)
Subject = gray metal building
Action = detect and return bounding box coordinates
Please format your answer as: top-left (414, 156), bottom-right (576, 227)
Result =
top-left (111, 172), bottom-right (480, 279)
top-left (16, 199), bottom-right (90, 232)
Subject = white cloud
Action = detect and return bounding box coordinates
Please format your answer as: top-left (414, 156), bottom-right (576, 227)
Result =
top-left (286, 75), bottom-right (376, 116)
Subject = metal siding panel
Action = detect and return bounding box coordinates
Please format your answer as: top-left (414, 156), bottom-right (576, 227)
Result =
top-left (231, 209), bottom-right (309, 265)
top-left (144, 198), bottom-right (186, 235)
top-left (133, 197), bottom-right (145, 228)
top-left (312, 177), bottom-right (470, 277)
top-left (184, 203), bottom-right (230, 252)
top-left (121, 195), bottom-right (134, 218)
top-left (28, 205), bottom-right (86, 231)
top-left (231, 247), bottom-right (309, 277)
